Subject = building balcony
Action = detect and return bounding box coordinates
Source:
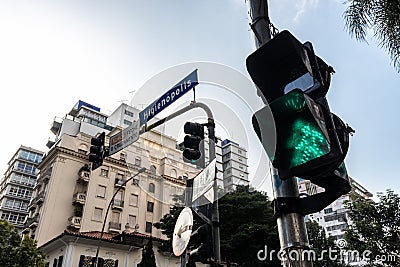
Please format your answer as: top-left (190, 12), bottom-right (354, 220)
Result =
top-left (28, 202), bottom-right (37, 212)
top-left (114, 178), bottom-right (126, 188)
top-left (72, 193), bottom-right (86, 205)
top-left (108, 221), bottom-right (121, 233)
top-left (24, 214), bottom-right (39, 229)
top-left (77, 170), bottom-right (90, 183)
top-left (31, 191), bottom-right (45, 204)
top-left (111, 199), bottom-right (124, 210)
top-left (68, 216), bottom-right (82, 229)
top-left (50, 119), bottom-right (62, 135)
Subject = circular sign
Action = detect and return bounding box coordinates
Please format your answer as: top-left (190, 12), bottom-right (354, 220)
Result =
top-left (172, 207), bottom-right (193, 256)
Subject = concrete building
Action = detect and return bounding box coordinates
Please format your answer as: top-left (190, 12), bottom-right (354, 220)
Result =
top-left (220, 139), bottom-right (249, 192)
top-left (23, 100), bottom-right (200, 266)
top-left (181, 136), bottom-right (249, 193)
top-left (298, 177), bottom-right (373, 241)
top-left (0, 145), bottom-right (43, 230)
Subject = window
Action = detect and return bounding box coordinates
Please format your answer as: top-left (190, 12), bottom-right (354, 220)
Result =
top-left (135, 157), bottom-right (141, 166)
top-left (145, 222), bottom-right (152, 233)
top-left (147, 201), bottom-right (154, 212)
top-left (129, 194), bottom-right (138, 206)
top-left (111, 211), bottom-right (120, 223)
top-left (96, 185), bottom-right (106, 198)
top-left (124, 110), bottom-right (134, 117)
top-left (324, 208), bottom-right (333, 214)
top-left (124, 119), bottom-right (132, 126)
top-left (120, 152), bottom-right (126, 162)
top-left (226, 169), bottom-right (231, 174)
top-left (128, 215), bottom-right (136, 227)
top-left (150, 165), bottom-right (156, 174)
top-left (149, 183), bottom-right (155, 193)
top-left (92, 208), bottom-right (103, 221)
top-left (238, 149), bottom-right (242, 154)
top-left (170, 169), bottom-right (177, 178)
top-left (100, 168), bottom-right (109, 177)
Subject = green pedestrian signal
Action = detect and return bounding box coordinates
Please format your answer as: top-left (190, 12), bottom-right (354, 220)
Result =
top-left (256, 89), bottom-right (342, 180)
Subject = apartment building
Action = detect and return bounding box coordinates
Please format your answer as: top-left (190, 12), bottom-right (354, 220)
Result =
top-left (0, 145), bottom-right (43, 230)
top-left (23, 100), bottom-right (200, 266)
top-left (221, 139), bottom-right (249, 192)
top-left (298, 177), bottom-right (373, 240)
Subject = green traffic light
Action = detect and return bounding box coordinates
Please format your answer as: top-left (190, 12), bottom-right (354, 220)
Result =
top-left (287, 118), bottom-right (330, 168)
top-left (270, 89), bottom-right (331, 170)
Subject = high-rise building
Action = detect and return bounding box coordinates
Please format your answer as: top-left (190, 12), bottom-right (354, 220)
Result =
top-left (220, 139), bottom-right (249, 192)
top-left (298, 177), bottom-right (373, 241)
top-left (181, 136), bottom-right (250, 192)
top-left (23, 100), bottom-right (201, 266)
top-left (0, 145), bottom-right (43, 230)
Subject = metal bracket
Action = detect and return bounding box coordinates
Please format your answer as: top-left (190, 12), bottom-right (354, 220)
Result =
top-left (272, 189), bottom-right (345, 219)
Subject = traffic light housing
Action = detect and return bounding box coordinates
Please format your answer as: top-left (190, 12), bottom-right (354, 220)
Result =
top-left (189, 224), bottom-right (212, 264)
top-left (255, 89), bottom-right (343, 180)
top-left (246, 30), bottom-right (334, 104)
top-left (89, 132), bottom-right (108, 171)
top-left (183, 122), bottom-right (204, 163)
top-left (247, 30), bottom-right (353, 185)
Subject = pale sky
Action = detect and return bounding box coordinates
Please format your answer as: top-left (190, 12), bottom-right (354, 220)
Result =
top-left (0, 0), bottom-right (398, 197)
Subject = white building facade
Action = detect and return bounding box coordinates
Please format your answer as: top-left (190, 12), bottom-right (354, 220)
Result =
top-left (24, 100), bottom-right (201, 266)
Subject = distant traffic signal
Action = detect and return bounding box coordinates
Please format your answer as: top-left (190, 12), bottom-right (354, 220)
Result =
top-left (183, 122), bottom-right (204, 163)
top-left (89, 132), bottom-right (108, 171)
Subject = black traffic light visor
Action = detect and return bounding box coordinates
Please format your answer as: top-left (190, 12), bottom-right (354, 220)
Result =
top-left (247, 30), bottom-right (315, 104)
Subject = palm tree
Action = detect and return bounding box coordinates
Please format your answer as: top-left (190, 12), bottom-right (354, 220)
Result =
top-left (344, 0), bottom-right (400, 72)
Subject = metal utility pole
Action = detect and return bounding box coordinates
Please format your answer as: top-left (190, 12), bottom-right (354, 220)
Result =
top-left (144, 101), bottom-right (220, 266)
top-left (247, 1), bottom-right (313, 266)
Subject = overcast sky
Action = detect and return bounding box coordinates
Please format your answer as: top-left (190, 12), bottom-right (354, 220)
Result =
top-left (0, 0), bottom-right (398, 198)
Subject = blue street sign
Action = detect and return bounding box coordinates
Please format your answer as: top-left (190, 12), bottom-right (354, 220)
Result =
top-left (139, 69), bottom-right (199, 125)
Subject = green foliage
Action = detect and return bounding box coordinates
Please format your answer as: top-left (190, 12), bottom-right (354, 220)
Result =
top-left (345, 189), bottom-right (400, 266)
top-left (306, 221), bottom-right (346, 267)
top-left (138, 238), bottom-right (157, 267)
top-left (155, 185), bottom-right (280, 266)
top-left (344, 0), bottom-right (400, 71)
top-left (0, 219), bottom-right (46, 267)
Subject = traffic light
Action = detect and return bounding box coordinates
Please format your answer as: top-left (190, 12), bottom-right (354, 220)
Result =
top-left (257, 89), bottom-right (343, 179)
top-left (89, 132), bottom-right (108, 171)
top-left (189, 224), bottom-right (212, 264)
top-left (247, 30), bottom-right (351, 181)
top-left (183, 122), bottom-right (204, 163)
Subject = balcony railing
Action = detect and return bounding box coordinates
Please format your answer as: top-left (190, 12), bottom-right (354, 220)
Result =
top-left (72, 193), bottom-right (86, 205)
top-left (114, 178), bottom-right (126, 188)
top-left (68, 216), bottom-right (82, 229)
top-left (31, 191), bottom-right (45, 204)
top-left (24, 214), bottom-right (39, 229)
top-left (108, 221), bottom-right (121, 232)
top-left (77, 170), bottom-right (90, 183)
top-left (111, 199), bottom-right (124, 210)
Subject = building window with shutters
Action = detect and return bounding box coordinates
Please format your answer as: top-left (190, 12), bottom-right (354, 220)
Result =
top-left (129, 194), bottom-right (138, 206)
top-left (147, 201), bottom-right (154, 212)
top-left (145, 222), bottom-right (152, 233)
top-left (149, 183), bottom-right (155, 193)
top-left (92, 207), bottom-right (103, 222)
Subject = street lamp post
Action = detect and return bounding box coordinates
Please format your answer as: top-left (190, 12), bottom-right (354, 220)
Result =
top-left (93, 167), bottom-right (147, 267)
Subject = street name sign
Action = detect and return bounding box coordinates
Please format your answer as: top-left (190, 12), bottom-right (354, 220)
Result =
top-left (109, 120), bottom-right (140, 155)
top-left (192, 158), bottom-right (217, 202)
top-left (139, 69), bottom-right (199, 126)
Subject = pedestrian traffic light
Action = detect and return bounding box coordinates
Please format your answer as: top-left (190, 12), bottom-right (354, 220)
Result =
top-left (257, 89), bottom-right (343, 179)
top-left (183, 122), bottom-right (204, 163)
top-left (189, 224), bottom-right (212, 264)
top-left (89, 132), bottom-right (108, 171)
